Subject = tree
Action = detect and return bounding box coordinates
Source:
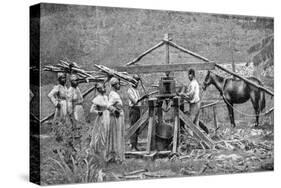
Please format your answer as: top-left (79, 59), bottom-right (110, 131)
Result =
top-left (247, 35), bottom-right (273, 71)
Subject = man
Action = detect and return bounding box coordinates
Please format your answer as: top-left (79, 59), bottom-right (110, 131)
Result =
top-left (68, 74), bottom-right (85, 123)
top-left (127, 74), bottom-right (141, 151)
top-left (179, 69), bottom-right (201, 126)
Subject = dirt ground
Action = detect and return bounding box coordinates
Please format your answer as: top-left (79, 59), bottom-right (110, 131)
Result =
top-left (38, 117), bottom-right (273, 185)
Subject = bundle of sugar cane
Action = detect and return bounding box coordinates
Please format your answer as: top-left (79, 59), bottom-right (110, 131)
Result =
top-left (43, 65), bottom-right (64, 72)
top-left (43, 60), bottom-right (108, 82)
top-left (94, 64), bottom-right (138, 87)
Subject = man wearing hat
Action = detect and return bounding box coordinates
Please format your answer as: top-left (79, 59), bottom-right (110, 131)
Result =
top-left (48, 72), bottom-right (68, 124)
top-left (127, 74), bottom-right (142, 151)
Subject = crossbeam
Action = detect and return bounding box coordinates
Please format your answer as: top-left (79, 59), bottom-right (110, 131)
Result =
top-left (112, 62), bottom-right (215, 74)
top-left (179, 110), bottom-right (214, 148)
top-left (167, 41), bottom-right (211, 62)
top-left (125, 111), bottom-right (149, 141)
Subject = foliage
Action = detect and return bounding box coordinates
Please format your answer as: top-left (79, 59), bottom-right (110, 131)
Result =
top-left (247, 35), bottom-right (273, 68)
top-left (41, 120), bottom-right (106, 185)
top-left (40, 4), bottom-right (273, 85)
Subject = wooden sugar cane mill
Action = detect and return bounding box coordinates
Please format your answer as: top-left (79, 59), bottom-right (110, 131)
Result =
top-left (123, 34), bottom-right (215, 159)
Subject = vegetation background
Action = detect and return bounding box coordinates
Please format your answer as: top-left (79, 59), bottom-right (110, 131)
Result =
top-left (35, 3), bottom-right (273, 127)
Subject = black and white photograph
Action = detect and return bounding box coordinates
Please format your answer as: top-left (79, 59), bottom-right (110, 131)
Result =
top-left (29, 2), bottom-right (274, 186)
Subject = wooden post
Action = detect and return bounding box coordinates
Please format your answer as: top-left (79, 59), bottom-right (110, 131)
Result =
top-left (213, 105), bottom-right (218, 130)
top-left (164, 34), bottom-right (170, 65)
top-left (172, 97), bottom-right (180, 153)
top-left (164, 33), bottom-right (171, 77)
top-left (147, 98), bottom-right (156, 153)
top-left (157, 100), bottom-right (163, 127)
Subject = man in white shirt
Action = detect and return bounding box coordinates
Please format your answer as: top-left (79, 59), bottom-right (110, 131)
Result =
top-left (179, 69), bottom-right (201, 125)
top-left (127, 74), bottom-right (141, 151)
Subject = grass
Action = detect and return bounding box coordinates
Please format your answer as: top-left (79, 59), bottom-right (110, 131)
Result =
top-left (40, 113), bottom-right (274, 185)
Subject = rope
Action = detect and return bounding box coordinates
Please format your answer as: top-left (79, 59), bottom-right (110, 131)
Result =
top-left (201, 84), bottom-right (273, 118)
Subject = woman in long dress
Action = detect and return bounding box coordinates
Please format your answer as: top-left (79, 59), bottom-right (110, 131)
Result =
top-left (106, 77), bottom-right (125, 163)
top-left (89, 83), bottom-right (110, 157)
top-left (48, 72), bottom-right (68, 124)
top-left (67, 74), bottom-right (85, 124)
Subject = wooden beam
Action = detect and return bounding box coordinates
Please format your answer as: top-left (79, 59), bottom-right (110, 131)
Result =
top-left (113, 63), bottom-right (215, 74)
top-left (264, 107), bottom-right (274, 116)
top-left (200, 101), bottom-right (223, 109)
top-left (213, 106), bottom-right (218, 130)
top-left (179, 110), bottom-right (214, 148)
top-left (164, 33), bottom-right (171, 76)
top-left (125, 150), bottom-right (171, 159)
top-left (215, 63), bottom-right (274, 96)
top-left (172, 97), bottom-right (180, 153)
top-left (167, 41), bottom-right (211, 62)
top-left (125, 41), bottom-right (165, 66)
top-left (146, 99), bottom-right (156, 153)
top-left (125, 110), bottom-right (149, 141)
top-left (164, 34), bottom-right (171, 65)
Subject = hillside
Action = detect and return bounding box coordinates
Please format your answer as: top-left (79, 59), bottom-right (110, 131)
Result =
top-left (38, 3), bottom-right (273, 85)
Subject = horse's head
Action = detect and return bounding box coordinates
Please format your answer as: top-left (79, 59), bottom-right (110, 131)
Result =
top-left (202, 71), bottom-right (212, 90)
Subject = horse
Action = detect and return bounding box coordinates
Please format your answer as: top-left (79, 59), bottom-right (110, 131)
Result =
top-left (202, 71), bottom-right (266, 128)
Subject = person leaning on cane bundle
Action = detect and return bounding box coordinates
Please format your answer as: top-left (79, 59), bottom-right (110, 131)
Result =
top-left (48, 72), bottom-right (68, 124)
top-left (127, 74), bottom-right (142, 151)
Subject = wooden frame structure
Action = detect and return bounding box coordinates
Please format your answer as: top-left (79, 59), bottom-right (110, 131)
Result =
top-left (121, 34), bottom-right (216, 157)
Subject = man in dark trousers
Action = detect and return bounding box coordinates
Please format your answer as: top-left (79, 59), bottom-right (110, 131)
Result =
top-left (127, 74), bottom-right (142, 151)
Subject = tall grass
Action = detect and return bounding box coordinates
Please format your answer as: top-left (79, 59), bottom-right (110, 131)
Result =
top-left (41, 120), bottom-right (107, 185)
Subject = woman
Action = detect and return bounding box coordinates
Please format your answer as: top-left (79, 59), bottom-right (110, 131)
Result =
top-left (106, 77), bottom-right (125, 163)
top-left (90, 83), bottom-right (110, 156)
top-left (48, 72), bottom-right (68, 124)
top-left (67, 74), bottom-right (85, 124)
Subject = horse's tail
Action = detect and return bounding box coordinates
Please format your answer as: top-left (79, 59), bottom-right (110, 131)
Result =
top-left (258, 81), bottom-right (266, 112)
top-left (260, 90), bottom-right (266, 112)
